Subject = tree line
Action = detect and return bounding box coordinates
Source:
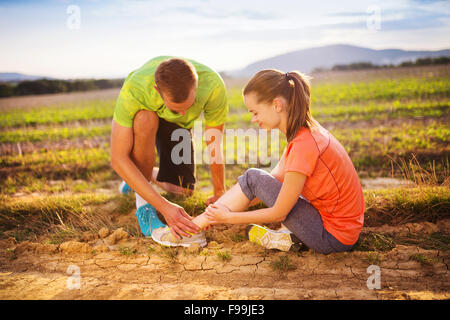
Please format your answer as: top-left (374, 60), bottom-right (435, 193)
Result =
top-left (312, 56), bottom-right (450, 73)
top-left (0, 78), bottom-right (124, 98)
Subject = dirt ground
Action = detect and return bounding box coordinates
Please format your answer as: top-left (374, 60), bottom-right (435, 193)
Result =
top-left (0, 217), bottom-right (448, 300)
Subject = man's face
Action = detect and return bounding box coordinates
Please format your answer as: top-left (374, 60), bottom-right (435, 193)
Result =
top-left (160, 82), bottom-right (197, 116)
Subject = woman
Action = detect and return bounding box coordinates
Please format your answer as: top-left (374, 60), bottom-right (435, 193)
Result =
top-left (152, 69), bottom-right (365, 254)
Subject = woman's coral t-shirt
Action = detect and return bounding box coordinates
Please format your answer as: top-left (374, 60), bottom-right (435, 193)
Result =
top-left (283, 124), bottom-right (365, 245)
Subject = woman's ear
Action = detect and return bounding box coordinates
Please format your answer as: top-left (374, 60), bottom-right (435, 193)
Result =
top-left (273, 98), bottom-right (284, 113)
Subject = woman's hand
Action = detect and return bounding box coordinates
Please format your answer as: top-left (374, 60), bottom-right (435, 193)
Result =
top-left (204, 203), bottom-right (231, 225)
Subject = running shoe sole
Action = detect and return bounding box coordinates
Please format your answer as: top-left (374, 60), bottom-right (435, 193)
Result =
top-left (151, 228), bottom-right (207, 248)
top-left (245, 224), bottom-right (294, 252)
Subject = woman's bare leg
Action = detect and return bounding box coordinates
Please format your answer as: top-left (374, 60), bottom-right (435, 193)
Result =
top-left (192, 183), bottom-right (252, 229)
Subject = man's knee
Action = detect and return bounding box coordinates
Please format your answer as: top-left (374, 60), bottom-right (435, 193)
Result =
top-left (133, 110), bottom-right (159, 135)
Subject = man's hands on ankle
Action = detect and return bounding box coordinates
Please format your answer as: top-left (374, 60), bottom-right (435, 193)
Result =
top-left (160, 201), bottom-right (200, 239)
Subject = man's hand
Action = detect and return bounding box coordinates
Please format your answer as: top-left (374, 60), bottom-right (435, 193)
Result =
top-left (161, 202), bottom-right (200, 239)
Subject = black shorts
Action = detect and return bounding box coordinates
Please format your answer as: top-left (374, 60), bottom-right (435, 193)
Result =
top-left (155, 117), bottom-right (196, 190)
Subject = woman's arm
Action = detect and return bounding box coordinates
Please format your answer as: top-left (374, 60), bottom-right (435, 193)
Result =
top-left (270, 148), bottom-right (287, 182)
top-left (248, 148), bottom-right (287, 208)
top-left (205, 171), bottom-right (306, 225)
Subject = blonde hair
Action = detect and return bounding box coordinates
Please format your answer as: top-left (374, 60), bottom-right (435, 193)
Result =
top-left (243, 69), bottom-right (316, 142)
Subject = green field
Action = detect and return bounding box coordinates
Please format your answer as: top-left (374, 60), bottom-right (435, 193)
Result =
top-left (0, 66), bottom-right (449, 243)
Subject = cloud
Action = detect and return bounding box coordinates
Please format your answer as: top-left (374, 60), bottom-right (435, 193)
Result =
top-left (163, 6), bottom-right (276, 20)
top-left (323, 3), bottom-right (450, 31)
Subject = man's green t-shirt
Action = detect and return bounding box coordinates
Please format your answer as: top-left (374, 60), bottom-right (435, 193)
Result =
top-left (113, 56), bottom-right (229, 129)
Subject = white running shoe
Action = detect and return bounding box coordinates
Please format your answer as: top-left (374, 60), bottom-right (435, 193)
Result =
top-left (151, 226), bottom-right (207, 248)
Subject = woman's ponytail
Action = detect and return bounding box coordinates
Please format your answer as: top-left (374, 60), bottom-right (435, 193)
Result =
top-left (285, 71), bottom-right (314, 142)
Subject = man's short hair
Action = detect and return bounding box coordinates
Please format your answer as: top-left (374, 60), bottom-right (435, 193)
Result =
top-left (154, 58), bottom-right (198, 103)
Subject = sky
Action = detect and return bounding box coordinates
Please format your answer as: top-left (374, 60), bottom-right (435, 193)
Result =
top-left (0, 0), bottom-right (449, 79)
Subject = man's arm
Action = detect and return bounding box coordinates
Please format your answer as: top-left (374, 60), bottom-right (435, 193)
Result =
top-left (110, 119), bottom-right (200, 238)
top-left (205, 124), bottom-right (226, 205)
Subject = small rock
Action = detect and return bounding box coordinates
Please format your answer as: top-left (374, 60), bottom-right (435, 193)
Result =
top-left (98, 227), bottom-right (110, 239)
top-left (41, 244), bottom-right (59, 254)
top-left (207, 241), bottom-right (222, 249)
top-left (93, 244), bottom-right (109, 253)
top-left (104, 228), bottom-right (128, 245)
top-left (59, 241), bottom-right (91, 254)
top-left (186, 243), bottom-right (202, 253)
top-left (94, 239), bottom-right (104, 246)
top-left (80, 231), bottom-right (97, 242)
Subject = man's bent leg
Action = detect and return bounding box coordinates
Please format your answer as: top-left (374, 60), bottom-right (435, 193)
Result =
top-left (130, 110), bottom-right (166, 236)
top-left (131, 111), bottom-right (192, 195)
top-left (131, 109), bottom-right (159, 181)
top-left (151, 168), bottom-right (193, 195)
top-left (155, 117), bottom-right (196, 194)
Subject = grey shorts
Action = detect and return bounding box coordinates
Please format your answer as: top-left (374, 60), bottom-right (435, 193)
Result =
top-left (237, 168), bottom-right (356, 254)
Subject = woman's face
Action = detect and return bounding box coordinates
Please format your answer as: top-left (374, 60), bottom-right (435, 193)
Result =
top-left (243, 92), bottom-right (283, 130)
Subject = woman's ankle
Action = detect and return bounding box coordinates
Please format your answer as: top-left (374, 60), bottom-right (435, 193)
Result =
top-left (192, 213), bottom-right (209, 230)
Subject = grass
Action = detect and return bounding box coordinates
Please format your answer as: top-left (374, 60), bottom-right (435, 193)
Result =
top-left (350, 229), bottom-right (449, 254)
top-left (0, 100), bottom-right (115, 128)
top-left (1, 136), bottom-right (447, 188)
top-left (365, 251), bottom-right (382, 265)
top-left (270, 255), bottom-right (297, 276)
top-left (44, 228), bottom-right (79, 245)
top-left (332, 122), bottom-right (450, 156)
top-left (395, 232), bottom-right (450, 251)
top-left (409, 253), bottom-right (439, 265)
top-left (0, 122), bottom-right (111, 143)
top-left (226, 77), bottom-right (450, 112)
top-left (310, 77), bottom-right (450, 106)
top-left (147, 245), bottom-right (156, 256)
top-left (159, 246), bottom-right (179, 263)
top-left (119, 246), bottom-right (137, 256)
top-left (0, 169), bottom-right (118, 195)
top-left (228, 232), bottom-right (246, 243)
top-left (353, 232), bottom-right (396, 252)
top-left (216, 250), bottom-right (232, 262)
top-left (228, 100), bottom-right (449, 127)
top-left (2, 77), bottom-right (448, 131)
top-left (363, 186), bottom-right (450, 226)
top-left (0, 146), bottom-right (110, 167)
top-left (0, 193), bottom-right (135, 240)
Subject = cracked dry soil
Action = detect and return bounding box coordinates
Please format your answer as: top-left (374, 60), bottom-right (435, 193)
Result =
top-left (0, 220), bottom-right (449, 300)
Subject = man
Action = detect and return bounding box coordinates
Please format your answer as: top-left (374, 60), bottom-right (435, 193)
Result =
top-left (111, 56), bottom-right (228, 243)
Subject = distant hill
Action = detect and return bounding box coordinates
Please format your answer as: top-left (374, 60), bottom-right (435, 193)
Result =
top-left (228, 44), bottom-right (450, 77)
top-left (0, 73), bottom-right (57, 82)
